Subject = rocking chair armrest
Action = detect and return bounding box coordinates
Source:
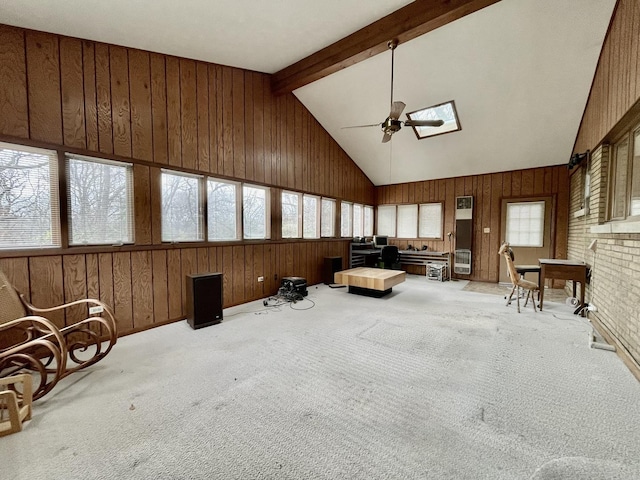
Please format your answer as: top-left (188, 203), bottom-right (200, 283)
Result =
top-left (0, 316), bottom-right (68, 354)
top-left (21, 297), bottom-right (116, 326)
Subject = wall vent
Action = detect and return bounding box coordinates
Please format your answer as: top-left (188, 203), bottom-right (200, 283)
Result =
top-left (454, 196), bottom-right (473, 275)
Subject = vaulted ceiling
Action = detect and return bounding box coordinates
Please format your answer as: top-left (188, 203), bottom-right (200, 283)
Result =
top-left (0, 0), bottom-right (617, 185)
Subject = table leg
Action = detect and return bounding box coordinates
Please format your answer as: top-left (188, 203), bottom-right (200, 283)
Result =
top-left (539, 271), bottom-right (545, 310)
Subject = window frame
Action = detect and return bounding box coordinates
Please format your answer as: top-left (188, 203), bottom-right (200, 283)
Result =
top-left (377, 205), bottom-right (397, 237)
top-left (242, 183), bottom-right (271, 240)
top-left (66, 154), bottom-right (134, 246)
top-left (302, 194), bottom-right (320, 239)
top-left (0, 141), bottom-right (61, 250)
top-left (281, 190), bottom-right (302, 239)
top-left (321, 197), bottom-right (336, 238)
top-left (340, 201), bottom-right (353, 238)
top-left (418, 202), bottom-right (443, 239)
top-left (505, 201), bottom-right (545, 248)
top-left (160, 169), bottom-right (204, 243)
top-left (207, 177), bottom-right (241, 242)
top-left (396, 204), bottom-right (418, 239)
top-left (608, 120), bottom-right (640, 222)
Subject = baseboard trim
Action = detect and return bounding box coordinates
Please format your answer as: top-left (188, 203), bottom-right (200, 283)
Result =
top-left (589, 314), bottom-right (640, 382)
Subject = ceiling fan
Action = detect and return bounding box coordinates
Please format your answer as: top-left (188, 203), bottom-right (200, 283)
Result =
top-left (343, 39), bottom-right (444, 143)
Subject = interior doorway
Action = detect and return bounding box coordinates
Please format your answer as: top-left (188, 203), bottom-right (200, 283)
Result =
top-left (499, 197), bottom-right (554, 284)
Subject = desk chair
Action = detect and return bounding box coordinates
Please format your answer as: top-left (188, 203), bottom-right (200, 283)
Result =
top-left (380, 246), bottom-right (401, 269)
top-left (499, 242), bottom-right (539, 313)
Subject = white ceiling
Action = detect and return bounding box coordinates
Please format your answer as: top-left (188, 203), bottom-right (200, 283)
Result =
top-left (1, 0), bottom-right (616, 186)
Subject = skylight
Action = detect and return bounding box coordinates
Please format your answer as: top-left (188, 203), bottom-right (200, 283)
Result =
top-left (406, 100), bottom-right (461, 139)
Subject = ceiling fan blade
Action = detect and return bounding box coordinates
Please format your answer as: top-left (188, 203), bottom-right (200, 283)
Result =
top-left (404, 119), bottom-right (445, 127)
top-left (382, 132), bottom-right (392, 143)
top-left (341, 123), bottom-right (382, 129)
top-left (389, 101), bottom-right (406, 120)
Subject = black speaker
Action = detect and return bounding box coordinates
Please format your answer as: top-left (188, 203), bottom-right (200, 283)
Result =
top-left (186, 273), bottom-right (223, 329)
top-left (323, 256), bottom-right (342, 284)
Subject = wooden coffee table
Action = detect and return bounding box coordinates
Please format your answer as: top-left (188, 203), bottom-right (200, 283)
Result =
top-left (334, 267), bottom-right (406, 297)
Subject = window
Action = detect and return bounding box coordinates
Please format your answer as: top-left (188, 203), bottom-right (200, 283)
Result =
top-left (0, 142), bottom-right (60, 249)
top-left (419, 203), bottom-right (443, 238)
top-left (303, 195), bottom-right (320, 239)
top-left (321, 198), bottom-right (335, 237)
top-left (406, 100), bottom-right (461, 140)
top-left (161, 170), bottom-right (203, 242)
top-left (243, 184), bottom-right (270, 239)
top-left (207, 178), bottom-right (240, 241)
top-left (397, 204), bottom-right (418, 238)
top-left (610, 138), bottom-right (629, 220)
top-left (353, 204), bottom-right (363, 237)
top-left (505, 201), bottom-right (545, 247)
top-left (340, 202), bottom-right (352, 238)
top-left (609, 123), bottom-right (640, 220)
top-left (364, 205), bottom-right (374, 237)
top-left (631, 127), bottom-right (640, 216)
top-left (377, 205), bottom-right (396, 236)
top-left (67, 155), bottom-right (134, 245)
top-left (281, 191), bottom-right (301, 238)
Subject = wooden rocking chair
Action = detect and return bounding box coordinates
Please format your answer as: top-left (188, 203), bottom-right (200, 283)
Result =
top-left (0, 269), bottom-right (117, 400)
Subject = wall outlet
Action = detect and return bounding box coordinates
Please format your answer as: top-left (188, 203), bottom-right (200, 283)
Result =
top-left (587, 304), bottom-right (597, 312)
top-left (257, 276), bottom-right (264, 282)
top-left (89, 305), bottom-right (104, 315)
top-left (483, 227), bottom-right (491, 233)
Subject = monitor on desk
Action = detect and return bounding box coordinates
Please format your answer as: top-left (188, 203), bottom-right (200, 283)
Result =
top-left (373, 235), bottom-right (388, 248)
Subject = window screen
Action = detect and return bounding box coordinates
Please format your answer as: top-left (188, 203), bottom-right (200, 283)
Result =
top-left (377, 205), bottom-right (396, 237)
top-left (321, 198), bottom-right (335, 237)
top-left (243, 184), bottom-right (270, 239)
top-left (208, 178), bottom-right (239, 241)
top-left (67, 155), bottom-right (134, 245)
top-left (419, 203), bottom-right (442, 238)
top-left (397, 204), bottom-right (418, 238)
top-left (161, 170), bottom-right (203, 242)
top-left (282, 191), bottom-right (300, 238)
top-left (340, 202), bottom-right (352, 238)
top-left (363, 206), bottom-right (374, 237)
top-left (505, 201), bottom-right (545, 247)
top-left (0, 142), bottom-right (60, 249)
top-left (303, 195), bottom-right (319, 239)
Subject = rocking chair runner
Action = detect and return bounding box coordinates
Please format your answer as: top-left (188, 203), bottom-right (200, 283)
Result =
top-left (0, 269), bottom-right (117, 400)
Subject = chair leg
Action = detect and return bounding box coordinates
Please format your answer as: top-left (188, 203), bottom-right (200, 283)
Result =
top-left (506, 284), bottom-right (517, 306)
top-left (524, 290), bottom-right (530, 307)
top-left (531, 290), bottom-right (537, 312)
top-left (516, 286), bottom-right (521, 313)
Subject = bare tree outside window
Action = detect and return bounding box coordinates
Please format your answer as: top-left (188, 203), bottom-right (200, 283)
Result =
top-left (303, 195), bottom-right (319, 238)
top-left (243, 185), bottom-right (269, 239)
top-left (321, 198), bottom-right (335, 237)
top-left (208, 179), bottom-right (238, 241)
top-left (0, 143), bottom-right (59, 248)
top-left (353, 204), bottom-right (363, 237)
top-left (281, 191), bottom-right (300, 238)
top-left (68, 157), bottom-right (133, 245)
top-left (341, 202), bottom-right (352, 238)
top-left (162, 171), bottom-right (203, 242)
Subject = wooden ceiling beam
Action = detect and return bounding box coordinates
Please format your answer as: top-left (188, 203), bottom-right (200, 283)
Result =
top-left (271, 0), bottom-right (500, 95)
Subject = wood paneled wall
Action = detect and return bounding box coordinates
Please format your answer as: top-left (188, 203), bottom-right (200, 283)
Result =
top-left (574, 0), bottom-right (640, 153)
top-left (0, 25), bottom-right (372, 336)
top-left (375, 166), bottom-right (570, 282)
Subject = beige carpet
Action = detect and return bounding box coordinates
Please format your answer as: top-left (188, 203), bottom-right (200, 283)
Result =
top-left (2, 276), bottom-right (639, 479)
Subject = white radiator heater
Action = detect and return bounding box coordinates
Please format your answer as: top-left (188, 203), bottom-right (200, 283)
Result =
top-left (454, 196), bottom-right (473, 275)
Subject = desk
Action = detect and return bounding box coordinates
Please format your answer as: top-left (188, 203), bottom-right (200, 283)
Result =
top-left (398, 250), bottom-right (450, 277)
top-left (538, 259), bottom-right (588, 311)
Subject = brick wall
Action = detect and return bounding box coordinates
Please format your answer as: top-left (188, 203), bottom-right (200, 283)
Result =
top-left (568, 145), bottom-right (640, 367)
